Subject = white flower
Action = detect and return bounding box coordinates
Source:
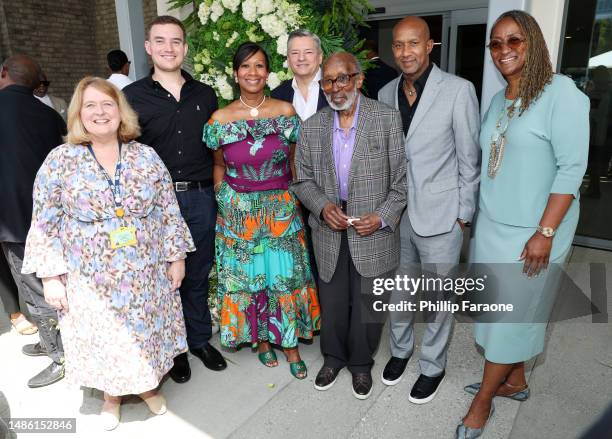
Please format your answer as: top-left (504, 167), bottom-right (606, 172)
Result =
top-left (225, 64), bottom-right (234, 75)
top-left (276, 1), bottom-right (301, 29)
top-left (226, 31), bottom-right (239, 48)
top-left (194, 63), bottom-right (204, 73)
top-left (276, 33), bottom-right (288, 56)
top-left (256, 0), bottom-right (275, 15)
top-left (221, 0), bottom-right (240, 13)
top-left (282, 60), bottom-right (288, 68)
top-left (198, 3), bottom-right (211, 25)
top-left (242, 0), bottom-right (257, 22)
top-left (217, 75), bottom-right (234, 100)
top-left (210, 0), bottom-right (224, 22)
top-left (267, 72), bottom-right (281, 90)
top-left (213, 31), bottom-right (220, 41)
top-left (197, 49), bottom-right (211, 65)
top-left (259, 14), bottom-right (286, 38)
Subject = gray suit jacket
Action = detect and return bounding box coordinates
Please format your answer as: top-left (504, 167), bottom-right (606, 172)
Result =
top-left (291, 96), bottom-right (407, 282)
top-left (378, 64), bottom-right (480, 237)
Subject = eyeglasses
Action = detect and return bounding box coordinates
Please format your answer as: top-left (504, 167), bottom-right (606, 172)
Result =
top-left (487, 36), bottom-right (525, 52)
top-left (40, 81), bottom-right (50, 87)
top-left (320, 73), bottom-right (360, 91)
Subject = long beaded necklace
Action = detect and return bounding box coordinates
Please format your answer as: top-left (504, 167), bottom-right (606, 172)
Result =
top-left (487, 97), bottom-right (521, 178)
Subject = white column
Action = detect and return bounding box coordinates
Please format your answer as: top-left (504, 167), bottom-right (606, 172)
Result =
top-left (156, 0), bottom-right (192, 19)
top-left (527, 0), bottom-right (566, 69)
top-left (115, 0), bottom-right (147, 80)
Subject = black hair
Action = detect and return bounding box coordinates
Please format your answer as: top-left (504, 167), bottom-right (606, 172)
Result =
top-left (232, 42), bottom-right (269, 72)
top-left (107, 50), bottom-right (129, 72)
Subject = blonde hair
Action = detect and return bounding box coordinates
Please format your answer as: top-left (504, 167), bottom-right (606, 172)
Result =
top-left (65, 76), bottom-right (141, 145)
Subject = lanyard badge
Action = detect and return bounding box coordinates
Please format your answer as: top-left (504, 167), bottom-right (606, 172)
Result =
top-left (87, 143), bottom-right (125, 218)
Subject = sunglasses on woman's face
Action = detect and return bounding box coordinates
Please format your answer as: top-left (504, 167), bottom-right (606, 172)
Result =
top-left (487, 36), bottom-right (525, 52)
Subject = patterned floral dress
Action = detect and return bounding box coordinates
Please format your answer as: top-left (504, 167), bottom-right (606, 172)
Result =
top-left (204, 115), bottom-right (320, 349)
top-left (22, 141), bottom-right (194, 396)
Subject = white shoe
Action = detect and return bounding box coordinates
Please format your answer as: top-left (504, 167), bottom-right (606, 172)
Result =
top-left (142, 393), bottom-right (167, 415)
top-left (100, 403), bottom-right (121, 431)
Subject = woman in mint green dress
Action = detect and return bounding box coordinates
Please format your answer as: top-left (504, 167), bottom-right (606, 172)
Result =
top-left (203, 43), bottom-right (320, 380)
top-left (456, 11), bottom-right (589, 439)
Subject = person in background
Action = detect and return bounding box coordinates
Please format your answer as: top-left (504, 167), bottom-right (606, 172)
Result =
top-left (362, 39), bottom-right (397, 99)
top-left (204, 42), bottom-right (320, 379)
top-left (124, 15), bottom-right (227, 383)
top-left (22, 77), bottom-right (194, 430)
top-left (271, 29), bottom-right (327, 121)
top-left (106, 49), bottom-right (133, 90)
top-left (457, 10), bottom-right (589, 438)
top-left (292, 52), bottom-right (406, 399)
top-left (0, 54), bottom-right (66, 388)
top-left (33, 71), bottom-right (67, 121)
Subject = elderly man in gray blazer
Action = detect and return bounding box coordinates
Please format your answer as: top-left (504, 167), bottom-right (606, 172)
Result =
top-left (292, 52), bottom-right (406, 400)
top-left (377, 16), bottom-right (480, 404)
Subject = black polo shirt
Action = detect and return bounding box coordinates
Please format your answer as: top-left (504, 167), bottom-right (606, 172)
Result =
top-left (123, 70), bottom-right (218, 182)
top-left (397, 62), bottom-right (433, 136)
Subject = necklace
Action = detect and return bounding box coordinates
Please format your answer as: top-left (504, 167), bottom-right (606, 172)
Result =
top-left (240, 95), bottom-right (266, 118)
top-left (487, 98), bottom-right (521, 178)
top-left (403, 81), bottom-right (415, 97)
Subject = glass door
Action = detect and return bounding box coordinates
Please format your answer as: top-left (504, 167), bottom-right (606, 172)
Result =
top-left (560, 0), bottom-right (612, 250)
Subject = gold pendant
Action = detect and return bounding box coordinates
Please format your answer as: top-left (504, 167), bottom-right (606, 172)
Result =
top-left (115, 207), bottom-right (125, 218)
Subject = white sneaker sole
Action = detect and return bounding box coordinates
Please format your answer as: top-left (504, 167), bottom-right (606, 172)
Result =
top-left (352, 384), bottom-right (373, 400)
top-left (381, 369), bottom-right (405, 386)
top-left (314, 374), bottom-right (339, 391)
top-left (408, 375), bottom-right (445, 405)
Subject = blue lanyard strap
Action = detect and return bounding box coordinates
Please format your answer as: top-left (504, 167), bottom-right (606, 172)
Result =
top-left (87, 143), bottom-right (123, 208)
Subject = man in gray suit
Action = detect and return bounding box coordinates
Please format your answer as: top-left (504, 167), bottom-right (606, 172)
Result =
top-left (377, 16), bottom-right (480, 404)
top-left (292, 52), bottom-right (406, 400)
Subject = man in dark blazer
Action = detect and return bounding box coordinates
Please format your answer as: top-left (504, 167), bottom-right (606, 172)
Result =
top-left (292, 52), bottom-right (406, 400)
top-left (0, 54), bottom-right (66, 388)
top-left (271, 29), bottom-right (328, 121)
top-left (362, 40), bottom-right (398, 99)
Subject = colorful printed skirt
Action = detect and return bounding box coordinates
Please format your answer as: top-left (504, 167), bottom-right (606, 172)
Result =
top-left (215, 181), bottom-right (320, 348)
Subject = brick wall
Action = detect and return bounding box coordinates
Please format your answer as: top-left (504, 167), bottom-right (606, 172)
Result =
top-left (0, 0), bottom-right (157, 102)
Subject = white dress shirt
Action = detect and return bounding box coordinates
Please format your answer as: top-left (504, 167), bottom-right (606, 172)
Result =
top-left (107, 73), bottom-right (133, 90)
top-left (291, 69), bottom-right (321, 121)
top-left (35, 94), bottom-right (53, 108)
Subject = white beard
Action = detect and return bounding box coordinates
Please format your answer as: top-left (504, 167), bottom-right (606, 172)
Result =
top-left (325, 86), bottom-right (358, 111)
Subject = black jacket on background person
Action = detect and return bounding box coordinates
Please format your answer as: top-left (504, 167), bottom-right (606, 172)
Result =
top-left (271, 79), bottom-right (329, 113)
top-left (0, 85), bottom-right (66, 243)
top-left (363, 57), bottom-right (398, 99)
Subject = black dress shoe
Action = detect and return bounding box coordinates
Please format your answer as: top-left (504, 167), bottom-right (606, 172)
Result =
top-left (169, 352), bottom-right (191, 383)
top-left (381, 356), bottom-right (409, 386)
top-left (22, 342), bottom-right (46, 357)
top-left (409, 371), bottom-right (445, 404)
top-left (27, 361), bottom-right (64, 388)
top-left (314, 365), bottom-right (342, 391)
top-left (190, 344), bottom-right (227, 371)
top-left (352, 372), bottom-right (373, 400)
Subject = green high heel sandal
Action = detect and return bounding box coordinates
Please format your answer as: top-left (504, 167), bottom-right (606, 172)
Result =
top-left (258, 349), bottom-right (278, 367)
top-left (289, 360), bottom-right (307, 379)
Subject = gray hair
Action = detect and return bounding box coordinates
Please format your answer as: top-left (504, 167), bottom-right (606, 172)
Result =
top-left (287, 29), bottom-right (322, 53)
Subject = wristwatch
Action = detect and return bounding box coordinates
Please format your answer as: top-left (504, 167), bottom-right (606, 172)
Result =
top-left (536, 225), bottom-right (555, 238)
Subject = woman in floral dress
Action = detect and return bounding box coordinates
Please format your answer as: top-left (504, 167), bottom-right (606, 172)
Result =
top-left (204, 43), bottom-right (320, 379)
top-left (22, 77), bottom-right (194, 430)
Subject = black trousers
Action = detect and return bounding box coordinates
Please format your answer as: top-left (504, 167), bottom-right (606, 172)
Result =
top-left (0, 250), bottom-right (20, 316)
top-left (1, 242), bottom-right (63, 363)
top-left (318, 232), bottom-right (386, 373)
top-left (175, 187), bottom-right (215, 350)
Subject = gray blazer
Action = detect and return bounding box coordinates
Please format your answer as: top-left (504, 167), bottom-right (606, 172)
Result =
top-left (291, 96), bottom-right (407, 282)
top-left (378, 64), bottom-right (481, 237)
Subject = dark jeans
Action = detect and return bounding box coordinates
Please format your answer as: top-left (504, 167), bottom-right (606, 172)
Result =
top-left (175, 186), bottom-right (216, 350)
top-left (0, 250), bottom-right (20, 315)
top-left (318, 232), bottom-right (385, 373)
top-left (1, 242), bottom-right (63, 363)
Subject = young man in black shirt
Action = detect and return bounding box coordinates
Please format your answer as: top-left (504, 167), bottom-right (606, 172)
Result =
top-left (124, 15), bottom-right (226, 382)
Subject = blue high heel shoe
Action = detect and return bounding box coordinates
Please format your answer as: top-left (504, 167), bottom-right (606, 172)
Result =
top-left (455, 403), bottom-right (495, 439)
top-left (464, 382), bottom-right (530, 401)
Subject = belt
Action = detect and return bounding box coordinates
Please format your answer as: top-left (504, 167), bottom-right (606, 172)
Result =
top-left (173, 179), bottom-right (213, 192)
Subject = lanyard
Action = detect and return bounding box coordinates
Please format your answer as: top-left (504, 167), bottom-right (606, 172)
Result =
top-left (87, 143), bottom-right (125, 217)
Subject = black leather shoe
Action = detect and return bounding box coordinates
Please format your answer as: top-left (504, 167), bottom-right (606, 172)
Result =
top-left (352, 372), bottom-right (373, 400)
top-left (22, 342), bottom-right (46, 357)
top-left (169, 352), bottom-right (191, 383)
top-left (190, 344), bottom-right (227, 371)
top-left (381, 356), bottom-right (409, 386)
top-left (27, 361), bottom-right (64, 388)
top-left (409, 371), bottom-right (445, 404)
top-left (314, 365), bottom-right (342, 391)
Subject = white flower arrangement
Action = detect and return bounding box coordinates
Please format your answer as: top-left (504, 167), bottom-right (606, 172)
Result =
top-left (266, 72), bottom-right (281, 90)
top-left (276, 33), bottom-right (288, 56)
top-left (210, 0), bottom-right (224, 22)
top-left (225, 31), bottom-right (240, 48)
top-left (255, 0), bottom-right (275, 15)
top-left (198, 2), bottom-right (211, 25)
top-left (259, 14), bottom-right (286, 38)
top-left (221, 0), bottom-right (240, 13)
top-left (241, 0), bottom-right (257, 22)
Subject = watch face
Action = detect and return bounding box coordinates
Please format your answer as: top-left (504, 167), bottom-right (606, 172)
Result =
top-left (542, 227), bottom-right (554, 237)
